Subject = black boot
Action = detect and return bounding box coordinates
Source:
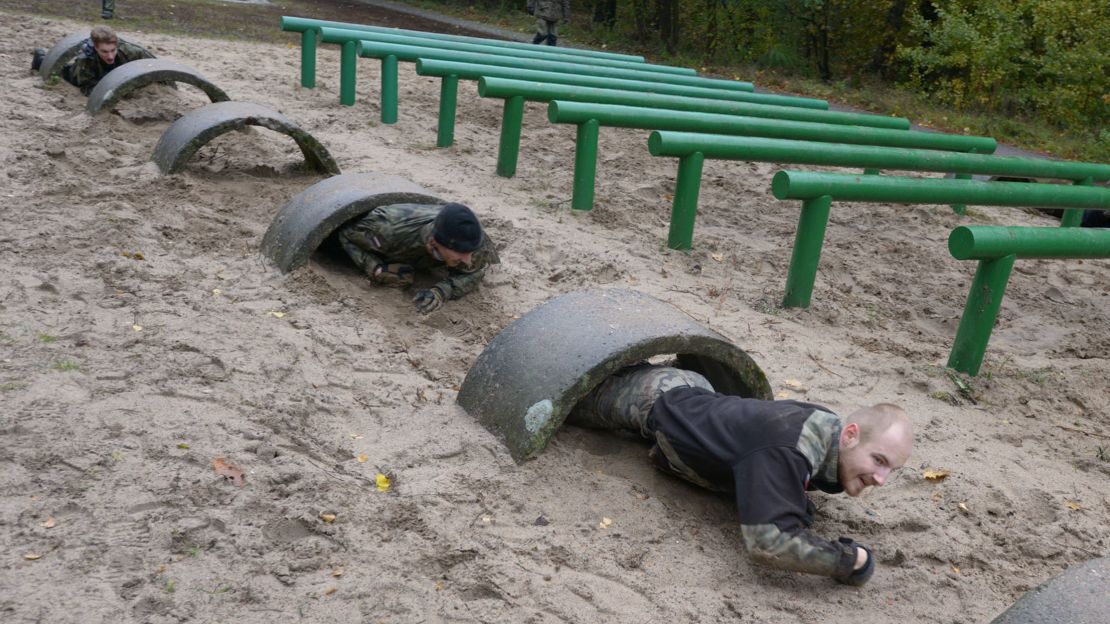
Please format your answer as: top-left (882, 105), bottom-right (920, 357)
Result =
top-left (31, 48), bottom-right (45, 72)
top-left (547, 35), bottom-right (557, 46)
top-left (532, 33), bottom-right (545, 44)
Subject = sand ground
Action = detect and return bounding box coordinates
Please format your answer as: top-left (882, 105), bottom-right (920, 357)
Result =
top-left (1, 12), bottom-right (1108, 624)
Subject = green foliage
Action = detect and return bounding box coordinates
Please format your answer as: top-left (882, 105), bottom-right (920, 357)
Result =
top-left (897, 0), bottom-right (1110, 131)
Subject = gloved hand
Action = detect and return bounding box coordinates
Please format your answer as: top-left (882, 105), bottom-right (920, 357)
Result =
top-left (834, 537), bottom-right (875, 587)
top-left (413, 287), bottom-right (446, 314)
top-left (371, 263), bottom-right (414, 287)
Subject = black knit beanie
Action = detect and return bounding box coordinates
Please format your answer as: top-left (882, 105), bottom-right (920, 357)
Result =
top-left (433, 203), bottom-right (483, 252)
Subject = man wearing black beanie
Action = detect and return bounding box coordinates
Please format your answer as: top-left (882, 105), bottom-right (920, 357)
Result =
top-left (337, 202), bottom-right (499, 314)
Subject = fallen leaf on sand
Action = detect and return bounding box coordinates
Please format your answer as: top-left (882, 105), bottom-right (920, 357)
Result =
top-left (331, 568), bottom-right (344, 577)
top-left (177, 443), bottom-right (189, 450)
top-left (775, 391), bottom-right (790, 398)
top-left (24, 553), bottom-right (42, 560)
top-left (951, 566), bottom-right (961, 574)
top-left (132, 324), bottom-right (143, 332)
top-left (324, 587), bottom-right (337, 596)
top-left (268, 311), bottom-right (285, 318)
top-left (1065, 501), bottom-right (1082, 511)
top-left (320, 513), bottom-right (336, 523)
top-left (711, 253), bottom-right (724, 262)
top-left (375, 473), bottom-right (391, 492)
top-left (41, 517), bottom-right (56, 529)
top-left (598, 517), bottom-right (613, 529)
top-left (356, 454), bottom-right (369, 463)
top-left (212, 457), bottom-right (245, 486)
top-left (782, 379), bottom-right (803, 389)
top-left (958, 502), bottom-right (970, 513)
top-left (212, 288), bottom-right (221, 296)
top-left (923, 469), bottom-right (950, 481)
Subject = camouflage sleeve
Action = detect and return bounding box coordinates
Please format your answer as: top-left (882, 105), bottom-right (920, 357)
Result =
top-left (732, 447), bottom-right (858, 579)
top-left (60, 57), bottom-right (99, 95)
top-left (337, 225), bottom-right (386, 277)
top-left (118, 40), bottom-right (156, 61)
top-left (435, 240), bottom-right (499, 300)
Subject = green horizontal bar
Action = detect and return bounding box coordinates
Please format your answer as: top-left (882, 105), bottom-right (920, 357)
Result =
top-left (480, 78), bottom-right (906, 129)
top-left (322, 26), bottom-right (697, 78)
top-left (281, 15), bottom-right (643, 62)
top-left (553, 102), bottom-right (992, 152)
top-left (772, 171), bottom-right (1110, 209)
top-left (949, 226), bottom-right (1110, 260)
top-left (650, 133), bottom-right (1110, 181)
top-left (417, 60), bottom-right (821, 108)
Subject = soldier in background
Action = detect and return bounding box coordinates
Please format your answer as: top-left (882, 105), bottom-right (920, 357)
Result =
top-left (568, 364), bottom-right (913, 586)
top-left (102, 0), bottom-right (115, 19)
top-left (527, 0), bottom-right (570, 46)
top-left (337, 202), bottom-right (499, 314)
top-left (61, 26), bottom-right (154, 95)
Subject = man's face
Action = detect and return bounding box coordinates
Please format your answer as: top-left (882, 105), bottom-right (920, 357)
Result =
top-left (429, 240), bottom-right (474, 268)
top-left (95, 42), bottom-right (119, 65)
top-left (837, 422), bottom-right (912, 497)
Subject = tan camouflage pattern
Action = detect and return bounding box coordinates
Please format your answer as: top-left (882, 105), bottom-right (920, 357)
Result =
top-left (61, 39), bottom-right (154, 95)
top-left (741, 522), bottom-right (854, 577)
top-left (567, 364), bottom-right (713, 436)
top-left (795, 409), bottom-right (841, 486)
top-left (337, 203), bottom-right (499, 301)
top-left (528, 0), bottom-right (570, 22)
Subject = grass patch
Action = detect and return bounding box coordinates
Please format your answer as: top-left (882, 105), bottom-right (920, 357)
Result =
top-left (52, 359), bottom-right (80, 371)
top-left (1, 381), bottom-right (28, 392)
top-left (37, 333), bottom-right (57, 343)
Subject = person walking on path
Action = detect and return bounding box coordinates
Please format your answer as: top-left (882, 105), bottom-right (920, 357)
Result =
top-left (527, 0), bottom-right (570, 46)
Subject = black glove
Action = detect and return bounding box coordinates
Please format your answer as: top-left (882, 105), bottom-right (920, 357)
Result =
top-left (833, 537), bottom-right (875, 587)
top-left (371, 263), bottom-right (414, 287)
top-left (413, 287), bottom-right (446, 314)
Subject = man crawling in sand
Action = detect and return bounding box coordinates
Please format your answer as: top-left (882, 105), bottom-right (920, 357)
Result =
top-left (59, 25), bottom-right (155, 95)
top-left (336, 202), bottom-right (499, 314)
top-left (569, 363), bottom-right (913, 586)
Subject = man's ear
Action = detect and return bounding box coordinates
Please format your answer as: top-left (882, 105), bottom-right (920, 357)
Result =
top-left (840, 422), bottom-right (860, 449)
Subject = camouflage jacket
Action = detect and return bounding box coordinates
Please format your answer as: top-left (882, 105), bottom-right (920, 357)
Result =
top-left (646, 390), bottom-right (859, 580)
top-left (337, 203), bottom-right (499, 301)
top-left (61, 39), bottom-right (155, 95)
top-left (528, 0), bottom-right (569, 22)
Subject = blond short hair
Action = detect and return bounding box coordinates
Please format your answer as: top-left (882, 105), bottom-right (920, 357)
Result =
top-left (848, 403), bottom-right (911, 443)
top-left (90, 26), bottom-right (118, 46)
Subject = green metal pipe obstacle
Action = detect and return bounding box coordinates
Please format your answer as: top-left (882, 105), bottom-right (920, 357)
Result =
top-left (770, 171), bottom-right (1110, 310)
top-left (947, 226), bottom-right (1110, 375)
top-left (649, 132), bottom-right (1110, 251)
top-left (551, 101), bottom-right (996, 211)
top-left (344, 38), bottom-right (768, 121)
top-left (320, 26), bottom-right (695, 77)
top-left (416, 60), bottom-right (820, 148)
top-left (478, 77), bottom-right (908, 178)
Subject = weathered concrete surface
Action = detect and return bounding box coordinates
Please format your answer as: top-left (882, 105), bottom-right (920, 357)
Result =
top-left (458, 289), bottom-right (773, 462)
top-left (152, 101), bottom-right (339, 175)
top-left (86, 58), bottom-right (230, 115)
top-left (40, 31), bottom-right (87, 82)
top-left (261, 173), bottom-right (442, 272)
top-left (990, 557), bottom-right (1109, 624)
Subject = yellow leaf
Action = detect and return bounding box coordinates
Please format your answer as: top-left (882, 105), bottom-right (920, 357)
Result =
top-left (598, 517), bottom-right (613, 529)
top-left (177, 443), bottom-right (189, 450)
top-left (481, 515), bottom-right (492, 525)
top-left (212, 288), bottom-right (221, 296)
top-left (1065, 501), bottom-right (1082, 511)
top-left (42, 517), bottom-right (56, 529)
top-left (268, 311), bottom-right (286, 318)
top-left (775, 391), bottom-right (790, 398)
top-left (951, 566), bottom-right (960, 574)
top-left (356, 454), bottom-right (369, 463)
top-left (320, 513), bottom-right (336, 523)
top-left (782, 378), bottom-right (803, 389)
top-left (923, 469), bottom-right (950, 481)
top-left (958, 502), bottom-right (969, 513)
top-left (435, 580), bottom-right (445, 591)
top-left (324, 587), bottom-right (337, 596)
top-left (24, 553), bottom-right (42, 560)
top-left (711, 253), bottom-right (724, 262)
top-left (331, 568), bottom-right (344, 577)
top-left (375, 473), bottom-right (391, 492)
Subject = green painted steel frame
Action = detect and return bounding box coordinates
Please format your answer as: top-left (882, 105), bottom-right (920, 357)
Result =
top-left (946, 226), bottom-right (1110, 375)
top-left (771, 170), bottom-right (1110, 313)
top-left (549, 100), bottom-right (996, 212)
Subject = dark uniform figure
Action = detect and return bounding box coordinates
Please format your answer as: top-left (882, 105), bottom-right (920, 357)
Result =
top-left (527, 0), bottom-right (570, 46)
top-left (61, 26), bottom-right (154, 96)
top-left (570, 364), bottom-right (913, 585)
top-left (337, 202), bottom-right (499, 314)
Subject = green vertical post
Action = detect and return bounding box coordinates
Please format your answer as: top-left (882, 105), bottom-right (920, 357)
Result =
top-left (339, 40), bottom-right (357, 106)
top-left (496, 96), bottom-right (525, 178)
top-left (1061, 178), bottom-right (1093, 227)
top-left (950, 148), bottom-right (977, 214)
top-left (381, 54), bottom-right (399, 124)
top-left (300, 28), bottom-right (319, 89)
top-left (572, 119), bottom-right (600, 211)
top-left (436, 74), bottom-right (459, 147)
top-left (782, 195), bottom-right (834, 308)
top-left (947, 254), bottom-right (1016, 375)
top-left (666, 152), bottom-right (705, 250)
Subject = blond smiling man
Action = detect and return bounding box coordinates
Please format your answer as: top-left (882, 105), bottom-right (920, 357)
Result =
top-left (568, 364), bottom-right (913, 586)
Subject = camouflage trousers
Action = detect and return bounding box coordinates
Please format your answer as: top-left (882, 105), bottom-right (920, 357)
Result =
top-left (567, 364), bottom-right (713, 438)
top-left (102, 0), bottom-right (115, 13)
